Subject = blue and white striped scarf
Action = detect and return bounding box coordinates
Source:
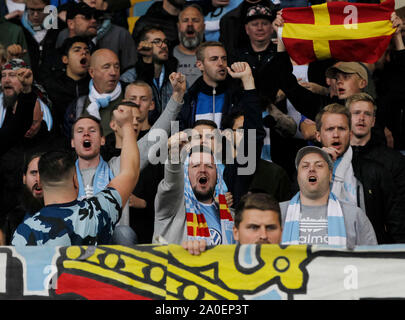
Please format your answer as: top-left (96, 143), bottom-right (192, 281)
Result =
top-left (281, 192), bottom-right (347, 246)
top-left (87, 80), bottom-right (121, 120)
top-left (76, 156), bottom-right (114, 200)
top-left (183, 154), bottom-right (235, 245)
top-left (0, 93), bottom-right (53, 131)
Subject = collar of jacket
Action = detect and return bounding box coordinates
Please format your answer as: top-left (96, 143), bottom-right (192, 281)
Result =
top-left (191, 76), bottom-right (229, 96)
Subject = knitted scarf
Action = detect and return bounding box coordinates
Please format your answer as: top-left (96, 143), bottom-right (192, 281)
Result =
top-left (281, 191), bottom-right (347, 246)
top-left (76, 156), bottom-right (114, 200)
top-left (87, 80), bottom-right (121, 120)
top-left (183, 154), bottom-right (234, 245)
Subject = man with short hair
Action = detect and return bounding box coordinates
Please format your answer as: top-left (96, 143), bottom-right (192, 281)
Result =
top-left (315, 103), bottom-right (405, 244)
top-left (280, 146), bottom-right (377, 247)
top-left (230, 3), bottom-right (276, 78)
top-left (66, 48), bottom-right (123, 138)
top-left (71, 115), bottom-right (113, 200)
top-left (219, 0), bottom-right (277, 54)
top-left (347, 93), bottom-right (405, 241)
top-left (173, 4), bottom-right (205, 88)
top-left (107, 73), bottom-right (186, 243)
top-left (183, 192), bottom-right (283, 255)
top-left (155, 62), bottom-right (264, 245)
top-left (122, 25), bottom-right (177, 124)
top-left (177, 42), bottom-right (256, 130)
top-left (56, 1), bottom-right (136, 72)
top-left (154, 142), bottom-right (235, 246)
top-left (42, 36), bottom-right (91, 143)
top-left (12, 104), bottom-right (140, 246)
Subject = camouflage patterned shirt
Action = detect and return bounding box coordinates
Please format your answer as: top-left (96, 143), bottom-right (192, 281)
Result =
top-left (12, 188), bottom-right (122, 246)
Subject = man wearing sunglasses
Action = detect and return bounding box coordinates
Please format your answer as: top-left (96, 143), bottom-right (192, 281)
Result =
top-left (56, 2), bottom-right (136, 74)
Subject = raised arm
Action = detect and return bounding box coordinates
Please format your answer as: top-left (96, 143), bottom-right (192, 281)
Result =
top-left (108, 105), bottom-right (140, 205)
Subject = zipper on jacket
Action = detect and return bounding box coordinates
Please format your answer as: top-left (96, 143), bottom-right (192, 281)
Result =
top-left (212, 87), bottom-right (216, 123)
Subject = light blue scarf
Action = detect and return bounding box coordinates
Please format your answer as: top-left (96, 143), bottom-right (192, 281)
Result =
top-left (76, 156), bottom-right (114, 200)
top-left (87, 80), bottom-right (122, 119)
top-left (21, 11), bottom-right (45, 37)
top-left (183, 153), bottom-right (234, 245)
top-left (282, 192), bottom-right (347, 246)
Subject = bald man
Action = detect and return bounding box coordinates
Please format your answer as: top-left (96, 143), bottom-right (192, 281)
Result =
top-left (69, 48), bottom-right (124, 137)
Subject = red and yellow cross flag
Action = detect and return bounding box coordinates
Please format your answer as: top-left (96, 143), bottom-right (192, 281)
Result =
top-left (280, 0), bottom-right (396, 65)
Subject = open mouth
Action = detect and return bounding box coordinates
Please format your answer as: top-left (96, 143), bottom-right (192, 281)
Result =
top-left (338, 88), bottom-right (345, 94)
top-left (80, 57), bottom-right (88, 66)
top-left (331, 141), bottom-right (341, 148)
top-left (198, 176), bottom-right (208, 185)
top-left (186, 28), bottom-right (195, 36)
top-left (33, 184), bottom-right (43, 195)
top-left (308, 176), bottom-right (317, 183)
top-left (83, 140), bottom-right (91, 148)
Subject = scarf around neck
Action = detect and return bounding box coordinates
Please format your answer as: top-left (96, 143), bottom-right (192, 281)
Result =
top-left (183, 154), bottom-right (234, 245)
top-left (87, 79), bottom-right (121, 119)
top-left (76, 156), bottom-right (114, 200)
top-left (281, 191), bottom-right (347, 246)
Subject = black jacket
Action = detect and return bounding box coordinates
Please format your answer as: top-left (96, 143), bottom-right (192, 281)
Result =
top-left (351, 146), bottom-right (405, 244)
top-left (351, 131), bottom-right (405, 244)
top-left (222, 89), bottom-right (266, 207)
top-left (375, 50), bottom-right (405, 150)
top-left (177, 76), bottom-right (247, 131)
top-left (42, 71), bottom-right (90, 137)
top-left (258, 51), bottom-right (338, 118)
top-left (230, 42), bottom-right (277, 80)
top-left (219, 0), bottom-right (277, 55)
top-left (7, 17), bottom-right (65, 82)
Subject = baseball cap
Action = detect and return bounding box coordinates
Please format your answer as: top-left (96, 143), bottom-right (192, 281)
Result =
top-left (325, 62), bottom-right (368, 82)
top-left (295, 146), bottom-right (333, 171)
top-left (66, 2), bottom-right (97, 20)
top-left (245, 4), bottom-right (275, 24)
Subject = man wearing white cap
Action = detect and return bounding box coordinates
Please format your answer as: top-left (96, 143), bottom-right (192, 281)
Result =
top-left (280, 145), bottom-right (377, 247)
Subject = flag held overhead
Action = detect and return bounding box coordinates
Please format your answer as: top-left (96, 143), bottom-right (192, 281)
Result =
top-left (280, 0), bottom-right (396, 65)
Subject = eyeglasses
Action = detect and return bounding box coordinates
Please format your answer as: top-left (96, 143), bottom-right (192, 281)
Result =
top-left (27, 7), bottom-right (46, 15)
top-left (150, 39), bottom-right (170, 47)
